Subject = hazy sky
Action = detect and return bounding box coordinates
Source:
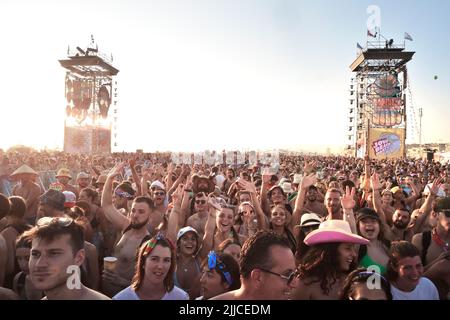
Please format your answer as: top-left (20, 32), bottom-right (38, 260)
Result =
top-left (0, 0), bottom-right (449, 152)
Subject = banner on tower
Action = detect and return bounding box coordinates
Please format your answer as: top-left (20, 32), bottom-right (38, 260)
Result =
top-left (368, 128), bottom-right (405, 159)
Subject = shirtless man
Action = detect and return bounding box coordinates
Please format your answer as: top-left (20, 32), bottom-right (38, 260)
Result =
top-left (412, 197), bottom-right (450, 267)
top-left (148, 181), bottom-right (167, 233)
top-left (211, 231), bottom-right (298, 300)
top-left (324, 188), bottom-right (343, 220)
top-left (101, 162), bottom-right (152, 297)
top-left (11, 165), bottom-right (42, 225)
top-left (424, 252), bottom-right (450, 300)
top-left (186, 192), bottom-right (210, 240)
top-left (303, 186), bottom-right (327, 217)
top-left (24, 217), bottom-right (109, 300)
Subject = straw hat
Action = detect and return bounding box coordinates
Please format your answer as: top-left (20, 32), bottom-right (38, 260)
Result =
top-left (304, 220), bottom-right (369, 246)
top-left (56, 168), bottom-right (72, 179)
top-left (11, 164), bottom-right (38, 177)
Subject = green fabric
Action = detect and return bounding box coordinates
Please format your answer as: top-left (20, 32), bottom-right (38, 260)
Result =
top-left (359, 254), bottom-right (387, 275)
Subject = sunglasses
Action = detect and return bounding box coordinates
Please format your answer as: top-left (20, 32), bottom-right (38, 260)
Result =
top-left (37, 216), bottom-right (74, 227)
top-left (258, 267), bottom-right (299, 285)
top-left (208, 251), bottom-right (233, 286)
top-left (154, 191), bottom-right (166, 196)
top-left (440, 210), bottom-right (450, 218)
top-left (195, 200), bottom-right (206, 205)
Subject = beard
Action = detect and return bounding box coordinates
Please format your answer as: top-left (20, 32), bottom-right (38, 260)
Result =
top-left (307, 195), bottom-right (317, 202)
top-left (130, 219), bottom-right (149, 230)
top-left (393, 220), bottom-right (408, 229)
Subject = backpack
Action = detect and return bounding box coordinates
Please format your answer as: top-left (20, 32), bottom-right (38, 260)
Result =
top-left (421, 230), bottom-right (432, 265)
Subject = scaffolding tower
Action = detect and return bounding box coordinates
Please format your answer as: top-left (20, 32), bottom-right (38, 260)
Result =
top-left (347, 37), bottom-right (415, 159)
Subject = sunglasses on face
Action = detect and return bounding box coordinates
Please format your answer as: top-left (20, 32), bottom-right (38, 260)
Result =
top-left (441, 210), bottom-right (450, 218)
top-left (207, 251), bottom-right (233, 286)
top-left (195, 200), bottom-right (206, 205)
top-left (37, 216), bottom-right (74, 227)
top-left (258, 267), bottom-right (299, 285)
top-left (154, 191), bottom-right (166, 196)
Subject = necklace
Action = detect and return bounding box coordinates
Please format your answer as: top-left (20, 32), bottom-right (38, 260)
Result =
top-left (432, 228), bottom-right (449, 252)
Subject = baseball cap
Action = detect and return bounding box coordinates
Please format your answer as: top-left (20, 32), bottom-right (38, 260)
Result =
top-left (63, 191), bottom-right (76, 208)
top-left (435, 197), bottom-right (450, 212)
top-left (177, 226), bottom-right (199, 242)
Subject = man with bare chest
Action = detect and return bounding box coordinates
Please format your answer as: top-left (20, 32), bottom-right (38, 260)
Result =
top-left (101, 163), bottom-right (153, 297)
top-left (413, 197), bottom-right (450, 267)
top-left (187, 192), bottom-right (210, 240)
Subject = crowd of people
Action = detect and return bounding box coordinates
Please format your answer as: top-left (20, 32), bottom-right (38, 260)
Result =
top-left (0, 149), bottom-right (449, 300)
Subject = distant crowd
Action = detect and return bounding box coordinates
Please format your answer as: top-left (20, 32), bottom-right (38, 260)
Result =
top-left (0, 149), bottom-right (449, 300)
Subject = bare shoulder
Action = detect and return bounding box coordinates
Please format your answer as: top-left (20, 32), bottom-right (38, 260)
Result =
top-left (209, 290), bottom-right (238, 300)
top-left (82, 287), bottom-right (111, 300)
top-left (0, 287), bottom-right (19, 300)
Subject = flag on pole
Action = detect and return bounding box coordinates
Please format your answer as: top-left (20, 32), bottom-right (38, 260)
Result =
top-left (367, 29), bottom-right (377, 38)
top-left (404, 32), bottom-right (413, 41)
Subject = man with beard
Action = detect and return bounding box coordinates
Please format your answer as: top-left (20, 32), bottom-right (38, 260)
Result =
top-left (324, 188), bottom-right (343, 220)
top-left (25, 217), bottom-right (109, 300)
top-left (211, 231), bottom-right (299, 300)
top-left (101, 162), bottom-right (153, 297)
top-left (302, 186), bottom-right (327, 218)
top-left (387, 241), bottom-right (439, 300)
top-left (187, 192), bottom-right (210, 240)
top-left (148, 181), bottom-right (167, 233)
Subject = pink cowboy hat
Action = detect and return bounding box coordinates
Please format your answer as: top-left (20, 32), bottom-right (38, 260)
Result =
top-left (304, 220), bottom-right (369, 246)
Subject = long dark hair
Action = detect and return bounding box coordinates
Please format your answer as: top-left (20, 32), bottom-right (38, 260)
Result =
top-left (299, 243), bottom-right (357, 295)
top-left (131, 234), bottom-right (176, 293)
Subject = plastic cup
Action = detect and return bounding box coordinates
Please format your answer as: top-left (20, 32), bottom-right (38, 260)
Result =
top-left (103, 256), bottom-right (118, 272)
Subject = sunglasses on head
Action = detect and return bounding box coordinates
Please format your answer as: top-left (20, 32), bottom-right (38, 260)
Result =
top-left (115, 190), bottom-right (134, 199)
top-left (207, 251), bottom-right (233, 286)
top-left (195, 200), bottom-right (206, 205)
top-left (37, 216), bottom-right (74, 227)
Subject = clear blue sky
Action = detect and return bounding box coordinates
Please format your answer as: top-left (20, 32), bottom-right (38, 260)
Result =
top-left (0, 0), bottom-right (448, 152)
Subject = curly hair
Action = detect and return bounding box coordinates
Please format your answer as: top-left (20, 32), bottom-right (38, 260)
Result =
top-left (299, 243), bottom-right (357, 295)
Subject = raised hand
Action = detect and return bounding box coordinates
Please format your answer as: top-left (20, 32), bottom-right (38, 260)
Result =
top-left (107, 162), bottom-right (126, 179)
top-left (237, 178), bottom-right (257, 194)
top-left (303, 160), bottom-right (317, 175)
top-left (172, 183), bottom-right (184, 206)
top-left (429, 176), bottom-right (444, 196)
top-left (301, 173), bottom-right (317, 189)
top-left (341, 186), bottom-right (356, 210)
top-left (207, 194), bottom-right (222, 211)
top-left (370, 173), bottom-right (381, 191)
